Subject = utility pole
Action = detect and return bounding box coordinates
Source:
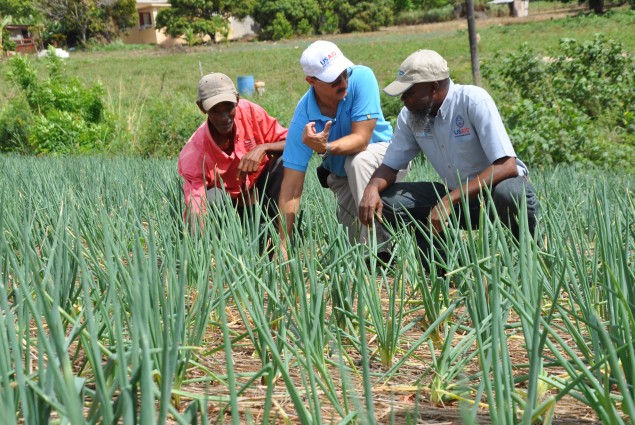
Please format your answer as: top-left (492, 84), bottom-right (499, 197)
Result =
top-left (465, 0), bottom-right (482, 86)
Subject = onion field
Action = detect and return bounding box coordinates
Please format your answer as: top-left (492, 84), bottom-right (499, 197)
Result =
top-left (0, 155), bottom-right (633, 424)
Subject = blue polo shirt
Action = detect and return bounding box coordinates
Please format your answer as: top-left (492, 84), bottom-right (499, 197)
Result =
top-left (283, 65), bottom-right (393, 177)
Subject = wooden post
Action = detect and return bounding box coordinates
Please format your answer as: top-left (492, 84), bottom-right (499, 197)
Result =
top-left (465, 0), bottom-right (482, 86)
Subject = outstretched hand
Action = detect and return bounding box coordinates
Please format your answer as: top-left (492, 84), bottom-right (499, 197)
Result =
top-left (302, 121), bottom-right (332, 154)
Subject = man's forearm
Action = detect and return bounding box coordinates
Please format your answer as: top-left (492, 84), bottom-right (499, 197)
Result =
top-left (279, 198), bottom-right (299, 238)
top-left (328, 133), bottom-right (369, 155)
top-left (263, 140), bottom-right (286, 155)
top-left (368, 164), bottom-right (399, 192)
top-left (327, 119), bottom-right (377, 155)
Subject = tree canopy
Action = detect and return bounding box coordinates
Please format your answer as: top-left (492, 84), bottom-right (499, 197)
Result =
top-left (156, 0), bottom-right (256, 44)
top-left (36, 0), bottom-right (136, 46)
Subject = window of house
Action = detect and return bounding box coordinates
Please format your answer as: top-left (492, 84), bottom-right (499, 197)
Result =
top-left (139, 12), bottom-right (153, 29)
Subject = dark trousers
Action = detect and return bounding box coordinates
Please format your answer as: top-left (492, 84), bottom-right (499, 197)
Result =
top-left (236, 155), bottom-right (283, 221)
top-left (380, 176), bottom-right (539, 270)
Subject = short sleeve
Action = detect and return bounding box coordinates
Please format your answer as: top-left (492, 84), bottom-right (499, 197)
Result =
top-left (382, 108), bottom-right (420, 170)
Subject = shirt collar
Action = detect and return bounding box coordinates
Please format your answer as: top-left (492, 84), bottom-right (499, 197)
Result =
top-left (437, 79), bottom-right (455, 121)
top-left (306, 87), bottom-right (346, 122)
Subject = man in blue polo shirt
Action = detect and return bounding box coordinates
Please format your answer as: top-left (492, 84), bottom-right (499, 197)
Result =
top-left (359, 49), bottom-right (539, 270)
top-left (279, 40), bottom-right (406, 256)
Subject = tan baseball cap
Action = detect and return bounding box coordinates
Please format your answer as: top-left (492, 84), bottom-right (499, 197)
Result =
top-left (383, 50), bottom-right (450, 96)
top-left (197, 73), bottom-right (238, 112)
top-left (300, 40), bottom-right (354, 83)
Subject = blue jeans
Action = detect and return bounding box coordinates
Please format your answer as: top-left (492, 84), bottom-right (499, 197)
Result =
top-left (380, 176), bottom-right (539, 269)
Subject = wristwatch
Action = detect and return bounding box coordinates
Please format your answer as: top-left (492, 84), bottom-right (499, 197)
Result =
top-left (318, 143), bottom-right (331, 158)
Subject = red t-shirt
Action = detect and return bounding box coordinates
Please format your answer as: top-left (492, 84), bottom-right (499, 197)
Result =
top-left (178, 99), bottom-right (288, 216)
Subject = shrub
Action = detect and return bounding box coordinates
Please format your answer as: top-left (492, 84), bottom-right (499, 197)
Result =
top-left (296, 18), bottom-right (314, 36)
top-left (394, 5), bottom-right (456, 25)
top-left (253, 0), bottom-right (320, 40)
top-left (270, 12), bottom-right (294, 40)
top-left (483, 34), bottom-right (635, 167)
top-left (0, 98), bottom-right (31, 153)
top-left (318, 10), bottom-right (339, 35)
top-left (4, 47), bottom-right (119, 155)
top-left (334, 0), bottom-right (394, 33)
top-left (136, 94), bottom-right (201, 158)
top-left (2, 30), bottom-right (16, 52)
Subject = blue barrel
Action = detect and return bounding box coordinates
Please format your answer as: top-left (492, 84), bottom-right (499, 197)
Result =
top-left (237, 75), bottom-right (255, 96)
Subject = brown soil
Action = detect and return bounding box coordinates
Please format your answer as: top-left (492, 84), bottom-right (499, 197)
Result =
top-left (165, 288), bottom-right (609, 424)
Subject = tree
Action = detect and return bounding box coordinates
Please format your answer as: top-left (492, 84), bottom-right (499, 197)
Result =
top-left (251, 0), bottom-right (392, 39)
top-left (331, 0), bottom-right (393, 33)
top-left (156, 0), bottom-right (256, 44)
top-left (37, 0), bottom-right (95, 45)
top-left (1, 15), bottom-right (12, 57)
top-left (252, 0), bottom-right (320, 39)
top-left (0, 0), bottom-right (40, 23)
top-left (36, 0), bottom-right (135, 46)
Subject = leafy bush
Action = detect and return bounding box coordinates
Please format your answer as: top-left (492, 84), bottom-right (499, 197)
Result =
top-left (318, 10), bottom-right (339, 35)
top-left (296, 18), bottom-right (313, 36)
top-left (0, 97), bottom-right (31, 153)
top-left (4, 47), bottom-right (118, 155)
top-left (253, 0), bottom-right (320, 40)
top-left (2, 30), bottom-right (16, 52)
top-left (394, 5), bottom-right (456, 25)
top-left (483, 34), bottom-right (635, 167)
top-left (270, 12), bottom-right (294, 41)
top-left (254, 0), bottom-right (392, 39)
top-left (333, 0), bottom-right (394, 33)
top-left (136, 94), bottom-right (201, 158)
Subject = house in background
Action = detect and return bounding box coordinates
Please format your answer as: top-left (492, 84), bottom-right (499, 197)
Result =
top-left (120, 0), bottom-right (172, 45)
top-left (120, 0), bottom-right (257, 46)
top-left (6, 25), bottom-right (37, 54)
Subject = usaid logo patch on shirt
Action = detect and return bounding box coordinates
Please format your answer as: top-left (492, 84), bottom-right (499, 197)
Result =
top-left (453, 114), bottom-right (471, 138)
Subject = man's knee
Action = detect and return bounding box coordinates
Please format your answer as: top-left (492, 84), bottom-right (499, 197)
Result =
top-left (492, 176), bottom-right (539, 234)
top-left (492, 177), bottom-right (526, 210)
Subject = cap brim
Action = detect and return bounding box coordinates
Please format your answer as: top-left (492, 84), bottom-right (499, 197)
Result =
top-left (315, 57), bottom-right (355, 82)
top-left (383, 80), bottom-right (413, 97)
top-left (200, 93), bottom-right (237, 112)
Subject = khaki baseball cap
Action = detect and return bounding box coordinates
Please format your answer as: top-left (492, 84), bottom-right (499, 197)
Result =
top-left (300, 40), bottom-right (354, 83)
top-left (197, 73), bottom-right (238, 112)
top-left (383, 50), bottom-right (450, 96)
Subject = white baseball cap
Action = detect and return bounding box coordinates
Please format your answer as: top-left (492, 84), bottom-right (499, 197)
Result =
top-left (197, 73), bottom-right (238, 112)
top-left (300, 40), bottom-right (354, 83)
top-left (384, 50), bottom-right (450, 96)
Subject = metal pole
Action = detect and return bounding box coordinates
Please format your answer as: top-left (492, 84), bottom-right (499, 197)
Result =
top-left (466, 0), bottom-right (482, 86)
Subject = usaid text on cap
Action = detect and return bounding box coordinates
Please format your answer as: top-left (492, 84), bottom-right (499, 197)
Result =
top-left (320, 51), bottom-right (338, 67)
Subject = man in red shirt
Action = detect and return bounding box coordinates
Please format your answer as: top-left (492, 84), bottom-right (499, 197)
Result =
top-left (178, 73), bottom-right (288, 226)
